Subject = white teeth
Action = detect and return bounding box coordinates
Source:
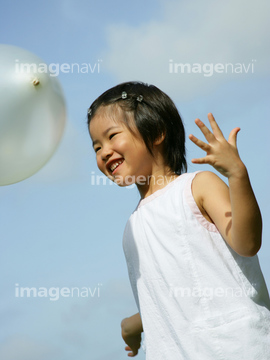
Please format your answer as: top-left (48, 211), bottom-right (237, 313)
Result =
top-left (110, 160), bottom-right (124, 172)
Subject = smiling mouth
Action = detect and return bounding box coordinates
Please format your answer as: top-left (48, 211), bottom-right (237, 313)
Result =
top-left (109, 159), bottom-right (124, 174)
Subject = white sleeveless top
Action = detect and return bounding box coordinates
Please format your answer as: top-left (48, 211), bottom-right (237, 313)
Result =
top-left (123, 172), bottom-right (270, 359)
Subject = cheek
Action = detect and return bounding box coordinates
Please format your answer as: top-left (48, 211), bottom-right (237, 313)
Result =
top-left (96, 156), bottom-right (105, 173)
top-left (113, 137), bottom-right (127, 152)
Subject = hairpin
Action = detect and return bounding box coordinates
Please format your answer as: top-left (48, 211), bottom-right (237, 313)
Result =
top-left (88, 108), bottom-right (92, 116)
top-left (137, 95), bottom-right (143, 102)
top-left (122, 91), bottom-right (127, 99)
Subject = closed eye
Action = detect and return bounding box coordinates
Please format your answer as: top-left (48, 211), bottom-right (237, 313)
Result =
top-left (109, 133), bottom-right (118, 140)
top-left (94, 133), bottom-right (118, 153)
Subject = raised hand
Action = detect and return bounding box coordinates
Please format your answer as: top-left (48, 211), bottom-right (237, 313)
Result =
top-left (189, 113), bottom-right (244, 178)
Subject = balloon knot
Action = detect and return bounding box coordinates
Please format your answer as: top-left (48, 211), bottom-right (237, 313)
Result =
top-left (32, 78), bottom-right (40, 86)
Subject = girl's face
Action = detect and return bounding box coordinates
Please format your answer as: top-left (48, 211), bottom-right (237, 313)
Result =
top-left (89, 105), bottom-right (155, 186)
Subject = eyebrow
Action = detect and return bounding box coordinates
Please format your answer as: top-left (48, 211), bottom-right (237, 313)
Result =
top-left (92, 126), bottom-right (120, 147)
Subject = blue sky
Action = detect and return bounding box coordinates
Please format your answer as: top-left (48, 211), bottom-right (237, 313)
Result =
top-left (0, 0), bottom-right (269, 359)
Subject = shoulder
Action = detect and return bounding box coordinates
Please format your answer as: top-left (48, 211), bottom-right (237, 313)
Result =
top-left (192, 171), bottom-right (227, 190)
top-left (191, 171), bottom-right (230, 223)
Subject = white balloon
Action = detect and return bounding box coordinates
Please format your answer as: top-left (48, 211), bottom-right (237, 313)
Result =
top-left (0, 44), bottom-right (66, 186)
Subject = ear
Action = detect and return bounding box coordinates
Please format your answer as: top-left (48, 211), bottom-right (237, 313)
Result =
top-left (153, 132), bottom-right (166, 146)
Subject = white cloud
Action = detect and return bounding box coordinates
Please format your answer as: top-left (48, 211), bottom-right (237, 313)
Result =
top-left (104, 0), bottom-right (270, 101)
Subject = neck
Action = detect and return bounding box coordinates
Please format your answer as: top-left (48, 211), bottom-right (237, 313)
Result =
top-left (136, 168), bottom-right (179, 199)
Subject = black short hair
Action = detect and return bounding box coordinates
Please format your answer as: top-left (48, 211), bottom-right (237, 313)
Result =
top-left (87, 81), bottom-right (187, 175)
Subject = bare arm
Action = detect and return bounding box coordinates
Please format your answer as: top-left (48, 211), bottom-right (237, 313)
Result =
top-left (121, 313), bottom-right (143, 357)
top-left (189, 113), bottom-right (262, 257)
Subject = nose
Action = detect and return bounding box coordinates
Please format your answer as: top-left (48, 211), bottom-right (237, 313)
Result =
top-left (101, 145), bottom-right (113, 161)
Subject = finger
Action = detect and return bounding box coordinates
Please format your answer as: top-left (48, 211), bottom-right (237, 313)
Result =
top-left (194, 118), bottom-right (216, 143)
top-left (228, 127), bottom-right (240, 147)
top-left (191, 156), bottom-right (211, 165)
top-left (125, 346), bottom-right (137, 356)
top-left (189, 134), bottom-right (211, 152)
top-left (207, 113), bottom-right (225, 139)
top-left (125, 349), bottom-right (134, 357)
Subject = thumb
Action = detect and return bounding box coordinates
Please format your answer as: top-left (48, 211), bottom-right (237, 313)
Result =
top-left (228, 127), bottom-right (240, 147)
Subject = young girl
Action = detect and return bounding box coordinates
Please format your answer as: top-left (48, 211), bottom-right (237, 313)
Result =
top-left (87, 81), bottom-right (270, 359)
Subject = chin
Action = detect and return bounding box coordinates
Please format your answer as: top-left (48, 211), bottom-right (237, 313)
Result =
top-left (113, 175), bottom-right (136, 188)
top-left (120, 183), bottom-right (137, 189)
